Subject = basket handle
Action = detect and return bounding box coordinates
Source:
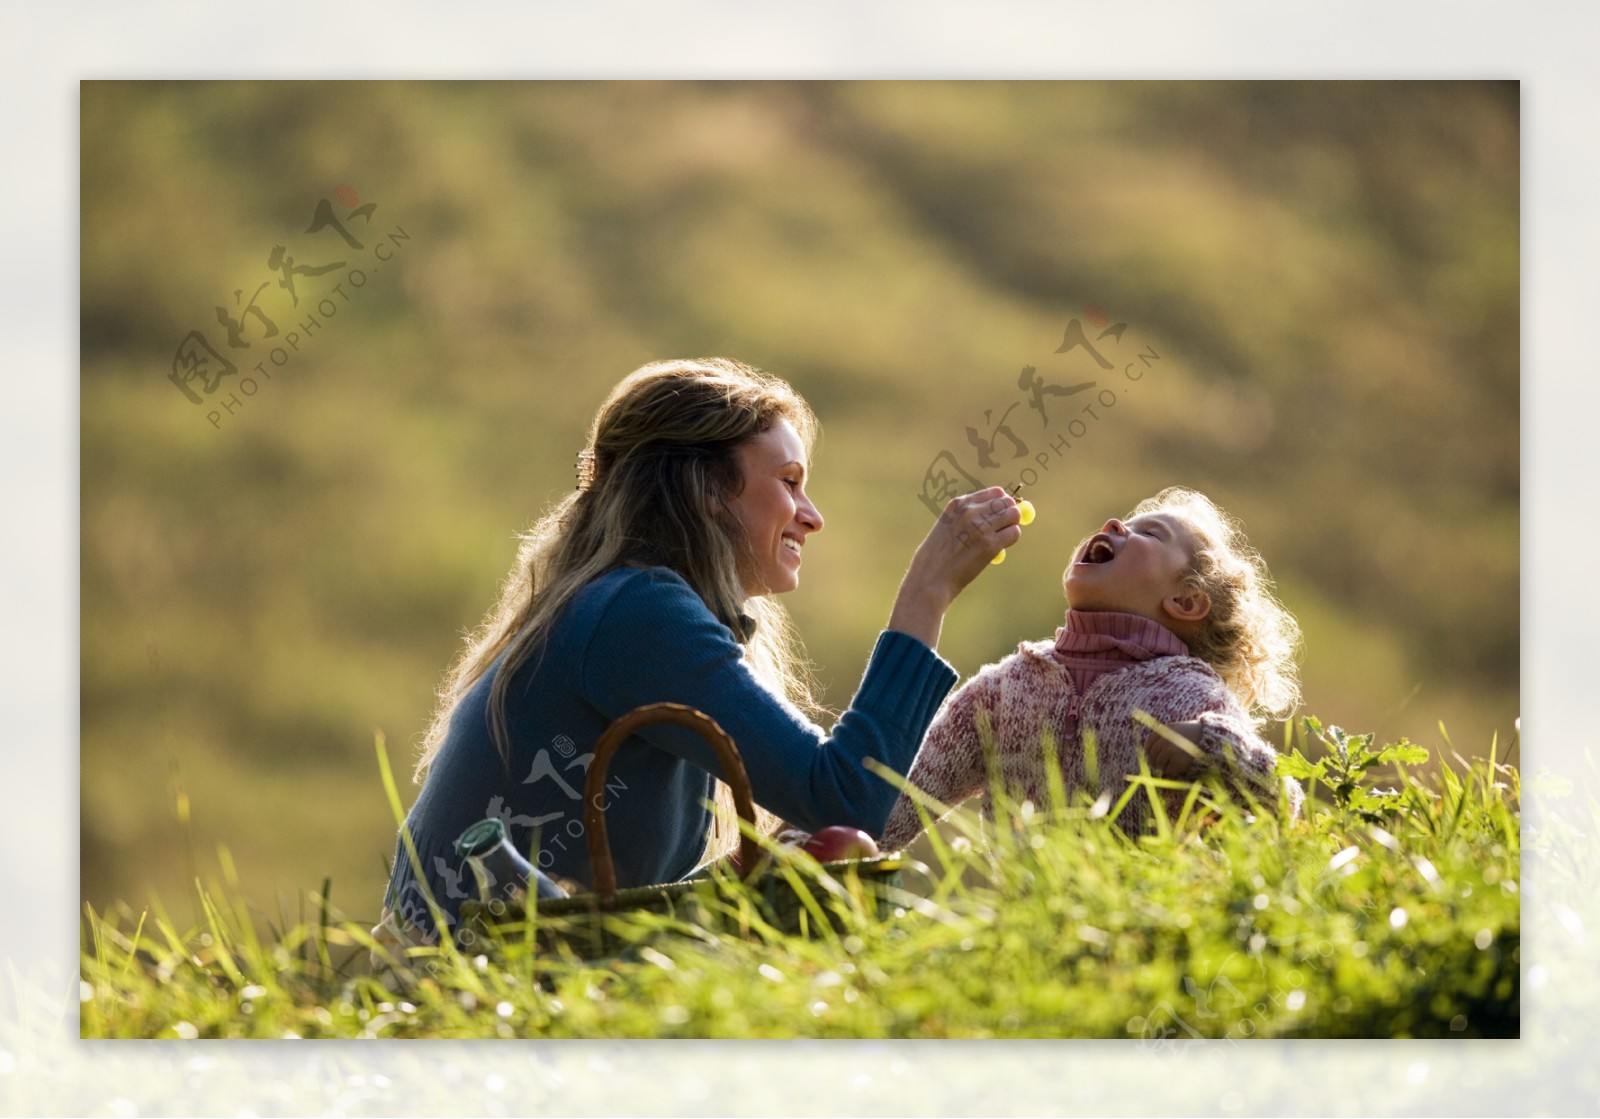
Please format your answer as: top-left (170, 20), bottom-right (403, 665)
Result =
top-left (582, 702), bottom-right (763, 902)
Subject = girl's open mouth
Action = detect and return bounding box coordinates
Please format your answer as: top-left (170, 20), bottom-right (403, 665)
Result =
top-left (1077, 533), bottom-right (1116, 565)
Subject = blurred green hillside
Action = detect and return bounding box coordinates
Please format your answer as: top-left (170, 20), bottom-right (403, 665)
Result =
top-left (80, 80), bottom-right (1518, 921)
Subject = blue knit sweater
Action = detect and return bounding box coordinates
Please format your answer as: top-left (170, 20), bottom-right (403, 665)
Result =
top-left (381, 564), bottom-right (958, 945)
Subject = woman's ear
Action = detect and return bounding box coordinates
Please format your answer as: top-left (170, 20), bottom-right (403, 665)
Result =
top-left (1162, 588), bottom-right (1211, 624)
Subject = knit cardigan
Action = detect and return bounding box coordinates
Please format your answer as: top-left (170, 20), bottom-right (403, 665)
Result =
top-left (878, 627), bottom-right (1303, 851)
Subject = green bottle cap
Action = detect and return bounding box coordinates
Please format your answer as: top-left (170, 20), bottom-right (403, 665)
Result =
top-left (453, 817), bottom-right (507, 858)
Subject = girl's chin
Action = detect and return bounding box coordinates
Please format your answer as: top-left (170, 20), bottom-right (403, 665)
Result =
top-left (1065, 586), bottom-right (1122, 611)
top-left (1063, 571), bottom-right (1104, 596)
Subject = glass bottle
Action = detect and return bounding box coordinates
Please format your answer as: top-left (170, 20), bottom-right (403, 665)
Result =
top-left (452, 817), bottom-right (568, 905)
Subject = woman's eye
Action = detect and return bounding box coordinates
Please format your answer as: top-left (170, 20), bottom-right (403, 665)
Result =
top-left (784, 478), bottom-right (800, 490)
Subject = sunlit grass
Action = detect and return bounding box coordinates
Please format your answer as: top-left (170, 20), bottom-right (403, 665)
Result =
top-left (81, 718), bottom-right (1521, 1039)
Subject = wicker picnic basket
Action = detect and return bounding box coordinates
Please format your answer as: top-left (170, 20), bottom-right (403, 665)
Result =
top-left (456, 702), bottom-right (907, 959)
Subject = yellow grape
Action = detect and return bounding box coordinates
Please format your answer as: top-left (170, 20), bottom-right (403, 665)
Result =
top-left (1017, 499), bottom-right (1036, 526)
top-left (991, 548), bottom-right (1006, 565)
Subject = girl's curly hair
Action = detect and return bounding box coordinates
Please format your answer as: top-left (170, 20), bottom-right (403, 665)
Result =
top-left (1128, 486), bottom-right (1302, 722)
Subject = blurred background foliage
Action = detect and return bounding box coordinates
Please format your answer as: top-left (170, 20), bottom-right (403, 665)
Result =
top-left (80, 80), bottom-right (1518, 922)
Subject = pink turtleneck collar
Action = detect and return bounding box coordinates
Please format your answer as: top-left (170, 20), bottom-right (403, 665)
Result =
top-left (1050, 608), bottom-right (1189, 696)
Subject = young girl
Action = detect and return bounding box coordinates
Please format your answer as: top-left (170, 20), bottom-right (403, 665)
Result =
top-left (877, 486), bottom-right (1305, 850)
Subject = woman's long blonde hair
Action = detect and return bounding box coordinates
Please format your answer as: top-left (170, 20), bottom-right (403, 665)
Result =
top-left (1128, 487), bottom-right (1302, 723)
top-left (415, 357), bottom-right (828, 863)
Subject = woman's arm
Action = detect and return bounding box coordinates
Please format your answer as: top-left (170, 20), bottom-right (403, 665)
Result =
top-left (885, 488), bottom-right (1024, 649)
top-left (877, 668), bottom-right (1003, 851)
top-left (577, 568), bottom-right (960, 838)
top-left (572, 487), bottom-right (1024, 836)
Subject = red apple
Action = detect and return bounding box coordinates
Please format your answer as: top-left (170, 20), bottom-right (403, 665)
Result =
top-left (799, 825), bottom-right (880, 863)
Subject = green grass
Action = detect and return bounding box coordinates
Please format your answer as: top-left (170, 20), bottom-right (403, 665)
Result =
top-left (80, 718), bottom-right (1521, 1039)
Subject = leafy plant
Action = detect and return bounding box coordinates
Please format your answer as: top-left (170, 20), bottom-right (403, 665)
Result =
top-left (1276, 716), bottom-right (1435, 824)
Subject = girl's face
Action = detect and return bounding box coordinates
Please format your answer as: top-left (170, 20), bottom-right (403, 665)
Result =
top-left (728, 419), bottom-right (824, 597)
top-left (1064, 511), bottom-right (1210, 632)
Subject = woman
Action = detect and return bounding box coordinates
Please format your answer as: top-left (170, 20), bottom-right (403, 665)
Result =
top-left (376, 357), bottom-right (1025, 949)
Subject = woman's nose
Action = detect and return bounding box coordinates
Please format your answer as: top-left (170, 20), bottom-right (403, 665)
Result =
top-left (1102, 518), bottom-right (1126, 536)
top-left (799, 495), bottom-right (824, 533)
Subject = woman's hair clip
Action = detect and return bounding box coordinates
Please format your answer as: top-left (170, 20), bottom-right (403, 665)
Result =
top-left (575, 449), bottom-right (597, 492)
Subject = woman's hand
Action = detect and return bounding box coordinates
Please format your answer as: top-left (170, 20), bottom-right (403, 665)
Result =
top-left (888, 487), bottom-right (1024, 649)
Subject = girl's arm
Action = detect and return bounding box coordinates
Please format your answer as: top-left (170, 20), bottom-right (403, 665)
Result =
top-left (877, 665), bottom-right (1005, 851)
top-left (1144, 704), bottom-right (1304, 819)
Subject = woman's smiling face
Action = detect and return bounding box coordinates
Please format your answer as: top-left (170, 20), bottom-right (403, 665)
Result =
top-left (1064, 511), bottom-right (1208, 631)
top-left (728, 419), bottom-right (823, 597)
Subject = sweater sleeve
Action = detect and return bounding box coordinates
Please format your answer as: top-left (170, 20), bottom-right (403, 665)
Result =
top-left (877, 663), bottom-right (1005, 852)
top-left (577, 568), bottom-right (959, 838)
top-left (1190, 703), bottom-right (1305, 820)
